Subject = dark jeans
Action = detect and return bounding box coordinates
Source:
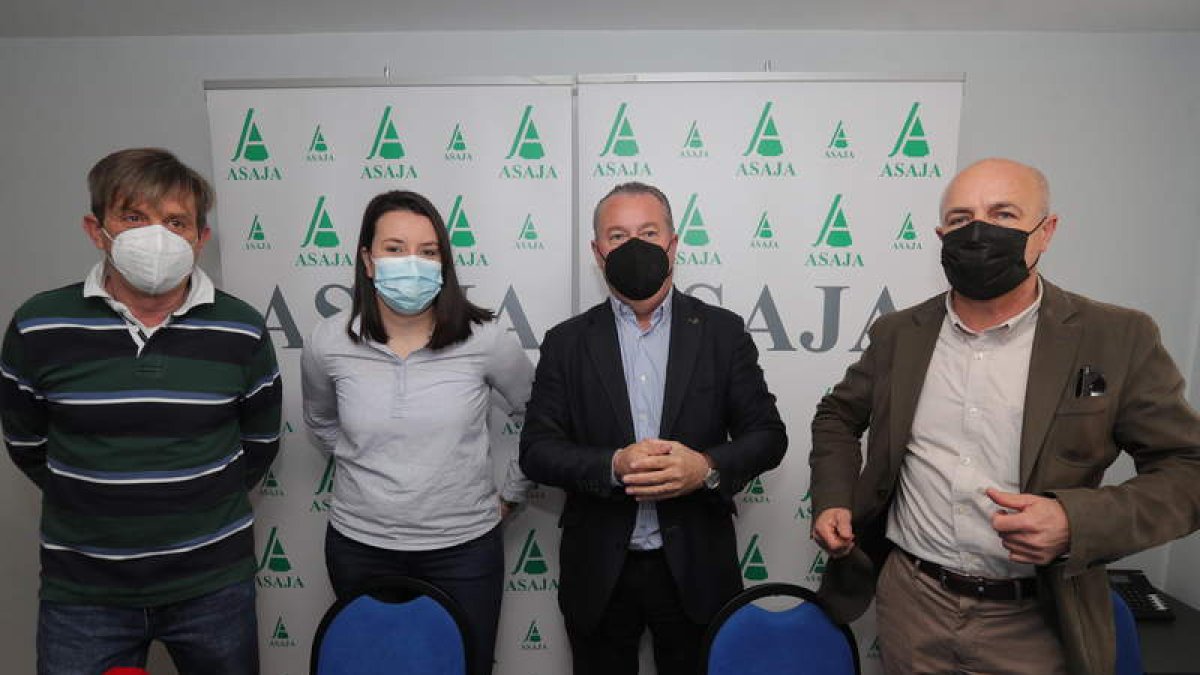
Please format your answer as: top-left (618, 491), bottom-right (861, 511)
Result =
top-left (37, 579), bottom-right (258, 675)
top-left (324, 524), bottom-right (504, 675)
top-left (566, 549), bottom-right (706, 675)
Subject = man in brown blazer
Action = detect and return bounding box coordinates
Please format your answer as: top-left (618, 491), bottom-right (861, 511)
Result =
top-left (810, 158), bottom-right (1200, 675)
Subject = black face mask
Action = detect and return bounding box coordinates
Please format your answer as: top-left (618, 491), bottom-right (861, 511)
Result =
top-left (603, 237), bottom-right (671, 301)
top-left (940, 218), bottom-right (1045, 301)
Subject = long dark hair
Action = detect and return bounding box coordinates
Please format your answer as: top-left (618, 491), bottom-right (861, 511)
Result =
top-left (347, 190), bottom-right (493, 350)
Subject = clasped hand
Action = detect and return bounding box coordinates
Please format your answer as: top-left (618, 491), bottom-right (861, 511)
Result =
top-left (614, 439), bottom-right (711, 501)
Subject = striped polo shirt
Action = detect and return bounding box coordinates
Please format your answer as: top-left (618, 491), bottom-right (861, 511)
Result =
top-left (1, 267), bottom-right (281, 606)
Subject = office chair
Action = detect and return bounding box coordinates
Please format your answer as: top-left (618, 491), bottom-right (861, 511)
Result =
top-left (701, 582), bottom-right (860, 675)
top-left (310, 576), bottom-right (473, 675)
top-left (1111, 590), bottom-right (1143, 675)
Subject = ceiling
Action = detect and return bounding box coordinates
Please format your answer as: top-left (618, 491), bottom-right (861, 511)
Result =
top-left (7, 0), bottom-right (1200, 37)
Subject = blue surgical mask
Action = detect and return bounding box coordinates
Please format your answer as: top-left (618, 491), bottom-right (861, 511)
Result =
top-left (372, 255), bottom-right (443, 315)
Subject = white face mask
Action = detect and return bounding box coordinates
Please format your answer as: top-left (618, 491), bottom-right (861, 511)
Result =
top-left (104, 225), bottom-right (196, 295)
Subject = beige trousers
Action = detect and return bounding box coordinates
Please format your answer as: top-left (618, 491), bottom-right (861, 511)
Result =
top-left (876, 549), bottom-right (1067, 675)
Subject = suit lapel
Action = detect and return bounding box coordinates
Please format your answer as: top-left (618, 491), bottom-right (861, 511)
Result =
top-left (661, 290), bottom-right (701, 437)
top-left (889, 298), bottom-right (944, 468)
top-left (585, 301), bottom-right (636, 442)
top-left (1020, 282), bottom-right (1082, 490)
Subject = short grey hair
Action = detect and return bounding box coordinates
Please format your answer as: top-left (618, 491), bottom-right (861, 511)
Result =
top-left (592, 182), bottom-right (674, 238)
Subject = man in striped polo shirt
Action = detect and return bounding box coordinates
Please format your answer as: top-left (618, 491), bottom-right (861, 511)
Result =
top-left (1, 148), bottom-right (282, 674)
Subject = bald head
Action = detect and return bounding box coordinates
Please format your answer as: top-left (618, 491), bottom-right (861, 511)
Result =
top-left (941, 158), bottom-right (1051, 223)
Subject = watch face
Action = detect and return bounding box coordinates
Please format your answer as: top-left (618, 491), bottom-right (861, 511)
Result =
top-left (704, 469), bottom-right (720, 489)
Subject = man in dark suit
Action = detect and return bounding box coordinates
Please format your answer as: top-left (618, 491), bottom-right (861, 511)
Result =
top-left (520, 182), bottom-right (787, 675)
top-left (810, 158), bottom-right (1200, 675)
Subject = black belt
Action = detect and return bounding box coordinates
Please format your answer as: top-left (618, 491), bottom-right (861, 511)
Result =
top-left (902, 550), bottom-right (1037, 601)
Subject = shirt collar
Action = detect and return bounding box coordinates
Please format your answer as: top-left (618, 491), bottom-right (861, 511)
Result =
top-left (611, 290), bottom-right (673, 333)
top-left (84, 261), bottom-right (215, 317)
top-left (946, 276), bottom-right (1043, 337)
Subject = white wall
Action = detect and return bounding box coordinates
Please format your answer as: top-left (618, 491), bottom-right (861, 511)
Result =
top-left (2, 29), bottom-right (1199, 672)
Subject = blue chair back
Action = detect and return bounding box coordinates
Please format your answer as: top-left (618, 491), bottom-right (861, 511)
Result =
top-left (311, 576), bottom-right (471, 675)
top-left (1111, 590), bottom-right (1142, 675)
top-left (702, 583), bottom-right (860, 675)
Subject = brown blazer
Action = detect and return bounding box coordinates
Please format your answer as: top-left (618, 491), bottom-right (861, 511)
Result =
top-left (810, 279), bottom-right (1200, 675)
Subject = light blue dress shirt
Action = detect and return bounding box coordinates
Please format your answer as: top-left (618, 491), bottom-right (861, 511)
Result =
top-left (611, 293), bottom-right (672, 550)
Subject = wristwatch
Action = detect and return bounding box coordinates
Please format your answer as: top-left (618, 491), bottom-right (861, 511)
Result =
top-left (703, 466), bottom-right (721, 490)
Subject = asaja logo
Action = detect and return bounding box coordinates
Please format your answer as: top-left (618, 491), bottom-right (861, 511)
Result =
top-left (880, 102), bottom-right (942, 178)
top-left (297, 196), bottom-right (353, 268)
top-left (675, 194), bottom-right (721, 267)
top-left (521, 620), bottom-right (548, 651)
top-left (739, 533), bottom-right (768, 581)
top-left (738, 102), bottom-right (797, 178)
top-left (259, 467), bottom-right (283, 497)
top-left (680, 120), bottom-right (708, 159)
top-left (867, 636), bottom-right (881, 660)
top-left (750, 212), bottom-right (779, 250)
top-left (362, 106), bottom-right (418, 180)
top-left (740, 477), bottom-right (769, 504)
top-left (228, 108), bottom-right (282, 181)
top-left (311, 456), bottom-right (335, 513)
top-left (794, 487), bottom-right (813, 520)
top-left (445, 123), bottom-right (472, 161)
top-left (268, 616), bottom-right (298, 648)
top-left (893, 213), bottom-right (922, 250)
top-left (807, 194), bottom-right (864, 268)
top-left (507, 529), bottom-right (559, 592)
top-left (256, 526), bottom-right (305, 589)
top-left (305, 124), bottom-right (335, 162)
top-left (593, 102), bottom-right (651, 179)
top-left (244, 215), bottom-right (271, 251)
top-left (805, 550), bottom-right (828, 584)
top-left (501, 105), bottom-right (558, 180)
top-left (515, 215), bottom-right (545, 251)
top-left (446, 196), bottom-right (489, 267)
top-left (502, 418), bottom-right (524, 435)
top-left (825, 120), bottom-right (855, 159)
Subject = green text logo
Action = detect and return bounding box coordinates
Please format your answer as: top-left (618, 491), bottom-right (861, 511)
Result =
top-left (880, 102), bottom-right (942, 178)
top-left (675, 194), bottom-right (722, 266)
top-left (259, 467), bottom-right (283, 497)
top-left (232, 108), bottom-right (270, 162)
top-left (515, 214), bottom-right (545, 251)
top-left (445, 123), bottom-right (472, 161)
top-left (737, 102), bottom-right (796, 177)
top-left (600, 102), bottom-right (639, 157)
top-left (268, 616), bottom-right (297, 648)
top-left (888, 102), bottom-right (929, 158)
top-left (446, 196), bottom-right (489, 267)
top-left (305, 125), bottom-right (334, 162)
top-left (806, 551), bottom-right (828, 582)
top-left (813, 194), bottom-right (852, 248)
top-left (893, 213), bottom-right (922, 250)
top-left (680, 120), bottom-right (708, 158)
top-left (507, 530), bottom-right (558, 592)
top-left (257, 527), bottom-right (305, 589)
top-left (297, 196), bottom-right (352, 268)
top-left (227, 108), bottom-right (282, 180)
top-left (744, 102), bottom-right (783, 157)
top-left (740, 476), bottom-right (769, 503)
top-left (245, 215), bottom-right (271, 251)
top-left (311, 457), bottom-right (335, 513)
top-left (794, 487), bottom-right (813, 520)
top-left (807, 194), bottom-right (863, 268)
top-left (740, 533), bottom-right (768, 581)
top-left (367, 106), bottom-right (405, 160)
top-left (825, 120), bottom-right (854, 159)
top-left (521, 620), bottom-right (547, 650)
top-left (302, 196), bottom-right (338, 248)
top-left (501, 106), bottom-right (558, 180)
top-left (750, 212), bottom-right (779, 250)
top-left (507, 105), bottom-right (544, 160)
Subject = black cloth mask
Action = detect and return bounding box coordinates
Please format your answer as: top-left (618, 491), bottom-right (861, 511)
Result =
top-left (940, 218), bottom-right (1045, 301)
top-left (603, 237), bottom-right (671, 301)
